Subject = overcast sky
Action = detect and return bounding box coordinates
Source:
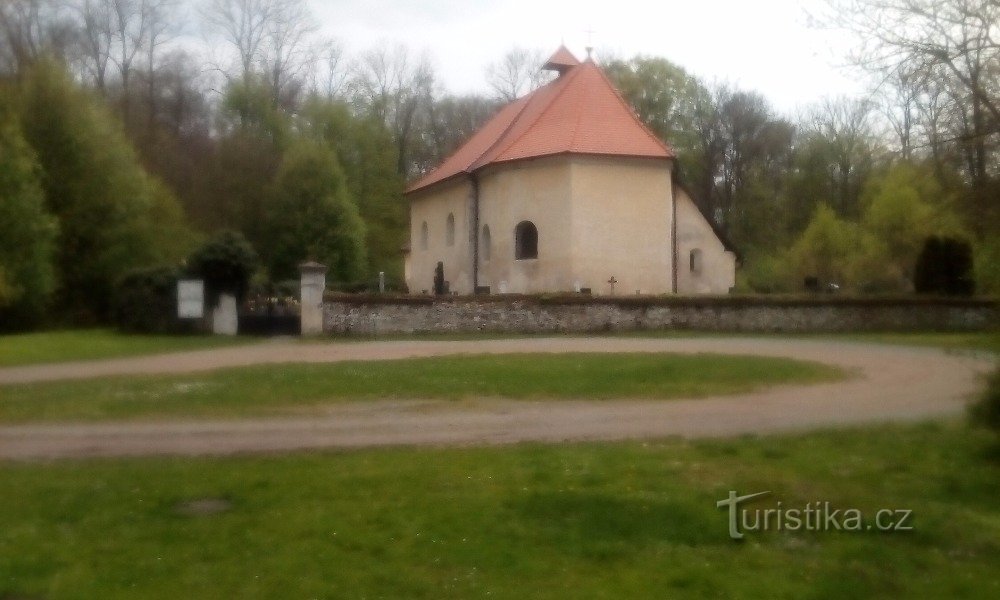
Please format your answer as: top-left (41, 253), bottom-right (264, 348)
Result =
top-left (307, 0), bottom-right (868, 115)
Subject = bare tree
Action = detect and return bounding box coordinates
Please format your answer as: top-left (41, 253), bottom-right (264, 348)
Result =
top-left (311, 37), bottom-right (348, 99)
top-left (0, 0), bottom-right (75, 73)
top-left (878, 65), bottom-right (921, 160)
top-left (485, 47), bottom-right (551, 102)
top-left (804, 97), bottom-right (880, 217)
top-left (259, 0), bottom-right (316, 108)
top-left (829, 0), bottom-right (1000, 187)
top-left (140, 0), bottom-right (179, 133)
top-left (205, 0), bottom-right (316, 107)
top-left (205, 0), bottom-right (275, 81)
top-left (351, 44), bottom-right (435, 176)
top-left (73, 0), bottom-right (114, 91)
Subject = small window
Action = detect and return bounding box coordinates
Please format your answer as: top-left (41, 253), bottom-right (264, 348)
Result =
top-left (481, 225), bottom-right (491, 262)
top-left (514, 221), bottom-right (538, 260)
top-left (420, 222), bottom-right (428, 250)
top-left (446, 213), bottom-right (455, 246)
top-left (690, 249), bottom-right (703, 274)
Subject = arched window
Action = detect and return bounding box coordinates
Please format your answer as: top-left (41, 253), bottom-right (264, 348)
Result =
top-left (689, 248), bottom-right (703, 274)
top-left (420, 221), bottom-right (428, 250)
top-left (514, 221), bottom-right (538, 260)
top-left (481, 225), bottom-right (492, 262)
top-left (446, 213), bottom-right (455, 246)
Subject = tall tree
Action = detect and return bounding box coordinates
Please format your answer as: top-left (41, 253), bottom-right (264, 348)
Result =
top-left (830, 0), bottom-right (999, 229)
top-left (300, 96), bottom-right (405, 279)
top-left (0, 0), bottom-right (75, 74)
top-left (264, 140), bottom-right (367, 282)
top-left (206, 0), bottom-right (316, 108)
top-left (0, 102), bottom-right (57, 327)
top-left (351, 44), bottom-right (434, 177)
top-left (15, 60), bottom-right (192, 321)
top-left (485, 47), bottom-right (550, 102)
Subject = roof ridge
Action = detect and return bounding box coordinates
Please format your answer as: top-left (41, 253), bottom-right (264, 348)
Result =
top-left (471, 64), bottom-right (587, 171)
top-left (591, 60), bottom-right (676, 156)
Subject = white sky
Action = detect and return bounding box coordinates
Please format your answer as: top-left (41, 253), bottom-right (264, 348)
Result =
top-left (308, 0), bottom-right (868, 115)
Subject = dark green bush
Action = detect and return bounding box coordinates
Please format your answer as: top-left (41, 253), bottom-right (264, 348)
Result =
top-left (113, 266), bottom-right (191, 333)
top-left (914, 236), bottom-right (975, 296)
top-left (186, 231), bottom-right (258, 306)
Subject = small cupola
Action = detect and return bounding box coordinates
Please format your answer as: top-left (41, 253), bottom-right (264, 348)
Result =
top-left (542, 44), bottom-right (580, 76)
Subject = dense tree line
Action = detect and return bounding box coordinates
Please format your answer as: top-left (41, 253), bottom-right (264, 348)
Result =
top-left (1, 0), bottom-right (996, 331)
top-left (604, 0), bottom-right (999, 293)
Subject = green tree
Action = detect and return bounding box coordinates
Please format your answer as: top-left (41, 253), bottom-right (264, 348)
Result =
top-left (300, 97), bottom-right (403, 280)
top-left (208, 76), bottom-right (290, 250)
top-left (605, 56), bottom-right (720, 210)
top-left (264, 141), bottom-right (367, 282)
top-left (787, 203), bottom-right (859, 288)
top-left (13, 60), bottom-right (192, 321)
top-left (853, 162), bottom-right (966, 291)
top-left (0, 105), bottom-right (56, 328)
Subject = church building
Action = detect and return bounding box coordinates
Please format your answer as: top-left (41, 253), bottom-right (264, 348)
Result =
top-left (404, 46), bottom-right (737, 296)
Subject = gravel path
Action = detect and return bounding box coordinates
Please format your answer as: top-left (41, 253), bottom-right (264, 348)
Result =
top-left (0, 337), bottom-right (993, 460)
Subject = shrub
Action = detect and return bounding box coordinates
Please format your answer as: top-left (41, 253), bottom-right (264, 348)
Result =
top-left (113, 266), bottom-right (190, 333)
top-left (914, 236), bottom-right (975, 296)
top-left (186, 231), bottom-right (258, 306)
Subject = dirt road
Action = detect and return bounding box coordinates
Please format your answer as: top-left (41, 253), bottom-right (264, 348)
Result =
top-left (0, 337), bottom-right (993, 460)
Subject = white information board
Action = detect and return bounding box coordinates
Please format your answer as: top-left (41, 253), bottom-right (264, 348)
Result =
top-left (177, 279), bottom-right (205, 319)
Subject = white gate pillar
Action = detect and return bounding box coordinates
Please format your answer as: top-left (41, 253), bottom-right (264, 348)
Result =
top-left (299, 261), bottom-right (328, 336)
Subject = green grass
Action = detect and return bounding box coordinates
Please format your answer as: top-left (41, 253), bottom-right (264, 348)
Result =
top-left (1, 421), bottom-right (998, 599)
top-left (1, 329), bottom-right (995, 369)
top-left (0, 353), bottom-right (844, 423)
top-left (0, 329), bottom-right (254, 367)
top-left (328, 330), bottom-right (1000, 354)
top-left (840, 331), bottom-right (1000, 354)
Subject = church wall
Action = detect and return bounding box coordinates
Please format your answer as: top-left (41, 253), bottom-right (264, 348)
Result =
top-left (674, 186), bottom-right (737, 294)
top-left (477, 157), bottom-right (575, 294)
top-left (406, 178), bottom-right (474, 294)
top-left (568, 156), bottom-right (674, 295)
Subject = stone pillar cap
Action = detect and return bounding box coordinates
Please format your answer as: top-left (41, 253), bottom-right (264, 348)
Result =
top-left (299, 261), bottom-right (328, 274)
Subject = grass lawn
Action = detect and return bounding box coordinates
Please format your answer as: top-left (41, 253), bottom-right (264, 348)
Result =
top-left (0, 329), bottom-right (254, 367)
top-left (1, 421), bottom-right (998, 599)
top-left (1, 329), bottom-right (995, 369)
top-left (0, 353), bottom-right (843, 423)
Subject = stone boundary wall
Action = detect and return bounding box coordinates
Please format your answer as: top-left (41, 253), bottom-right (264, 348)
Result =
top-left (321, 294), bottom-right (999, 335)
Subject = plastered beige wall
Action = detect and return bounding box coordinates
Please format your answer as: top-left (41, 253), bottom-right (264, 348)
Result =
top-left (567, 156), bottom-right (673, 295)
top-left (406, 178), bottom-right (474, 294)
top-left (674, 186), bottom-right (737, 294)
top-left (476, 157), bottom-right (575, 294)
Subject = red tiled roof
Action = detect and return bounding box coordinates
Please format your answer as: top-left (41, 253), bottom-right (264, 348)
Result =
top-left (542, 44), bottom-right (580, 72)
top-left (406, 52), bottom-right (675, 194)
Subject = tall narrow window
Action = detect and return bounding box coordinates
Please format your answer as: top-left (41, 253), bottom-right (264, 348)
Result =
top-left (481, 225), bottom-right (492, 262)
top-left (446, 213), bottom-right (455, 246)
top-left (514, 221), bottom-right (538, 260)
top-left (420, 221), bottom-right (428, 250)
top-left (690, 249), bottom-right (703, 273)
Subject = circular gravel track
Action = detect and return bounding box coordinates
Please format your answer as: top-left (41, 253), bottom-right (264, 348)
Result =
top-left (0, 337), bottom-right (993, 460)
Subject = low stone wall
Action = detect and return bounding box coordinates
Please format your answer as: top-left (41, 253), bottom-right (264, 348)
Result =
top-left (321, 294), bottom-right (999, 335)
